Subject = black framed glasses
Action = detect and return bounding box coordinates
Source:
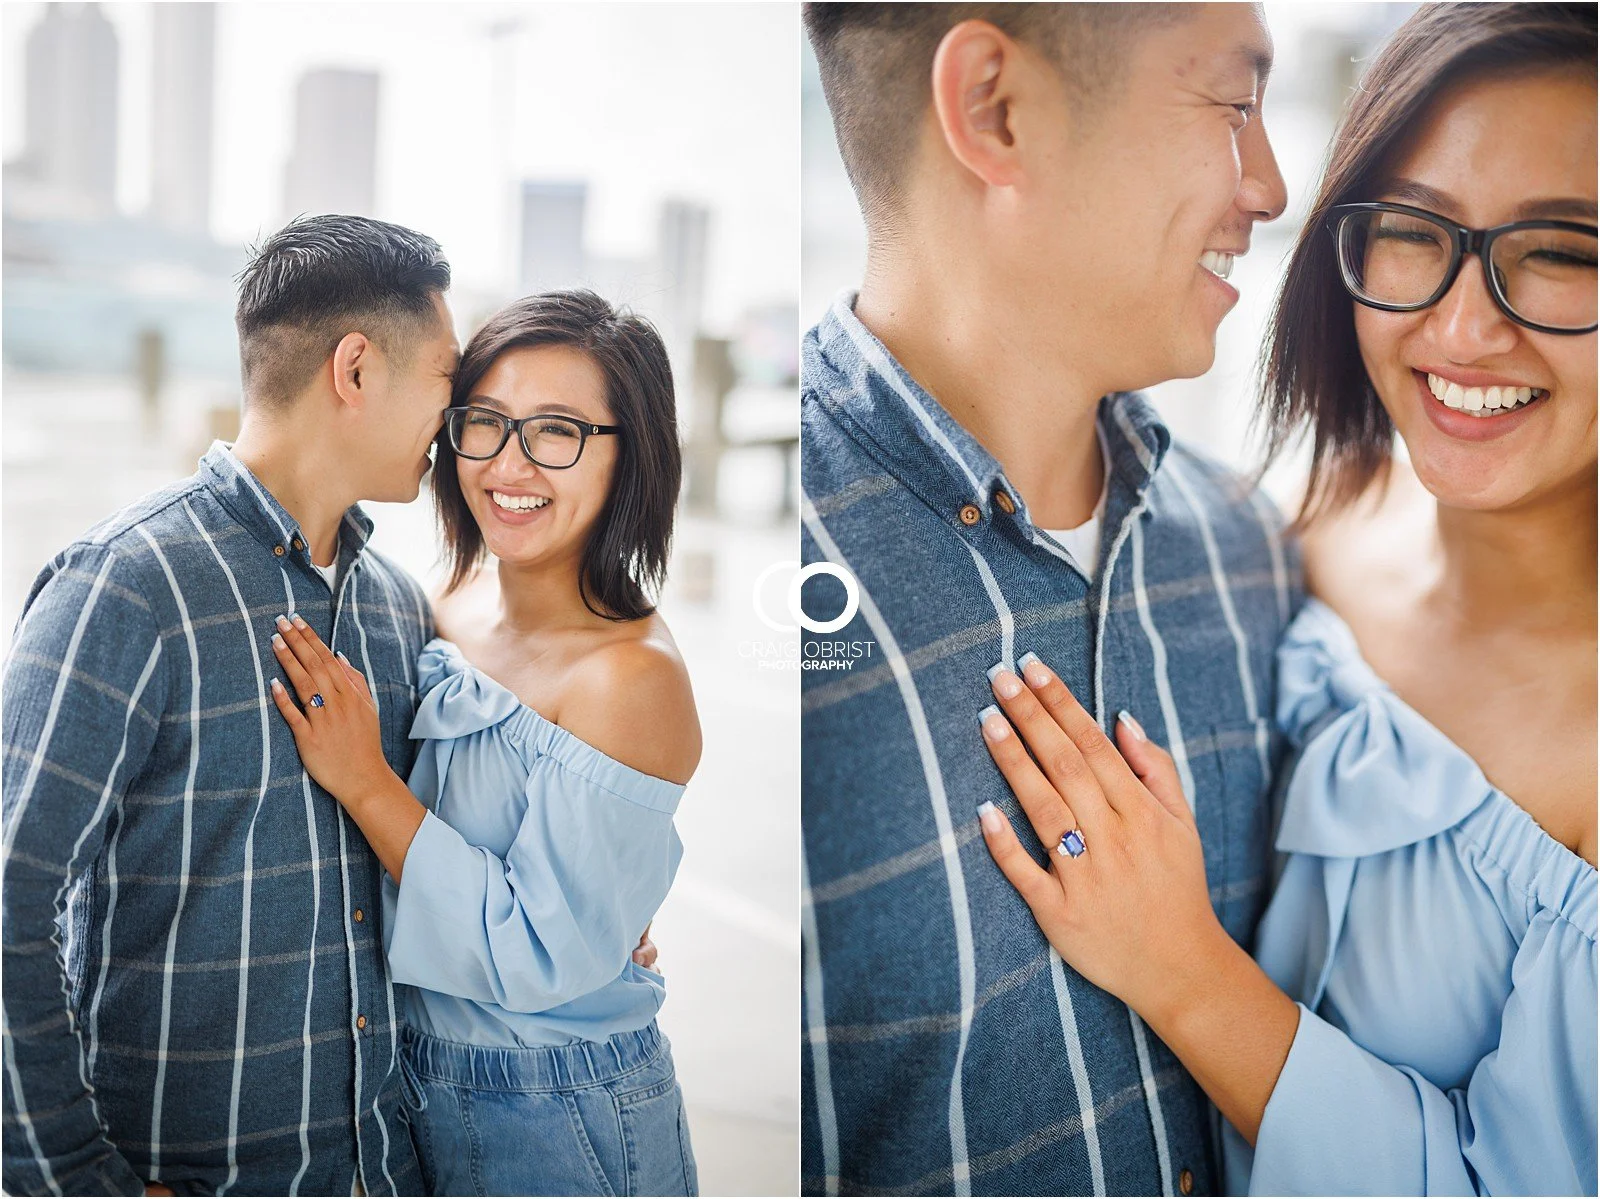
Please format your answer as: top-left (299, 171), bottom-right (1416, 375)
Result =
top-left (442, 406), bottom-right (621, 469)
top-left (1326, 201), bottom-right (1597, 335)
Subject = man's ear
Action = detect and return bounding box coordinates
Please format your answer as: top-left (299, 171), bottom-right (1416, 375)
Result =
top-left (929, 20), bottom-right (1033, 191)
top-left (330, 331), bottom-right (371, 410)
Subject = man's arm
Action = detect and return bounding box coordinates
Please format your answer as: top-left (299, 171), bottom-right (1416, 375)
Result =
top-left (3, 545), bottom-right (166, 1196)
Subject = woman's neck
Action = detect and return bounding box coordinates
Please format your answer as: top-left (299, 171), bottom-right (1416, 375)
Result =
top-left (1430, 471), bottom-right (1598, 633)
top-left (492, 552), bottom-right (599, 635)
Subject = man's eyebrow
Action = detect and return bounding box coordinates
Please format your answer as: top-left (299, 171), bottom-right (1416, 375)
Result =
top-left (1241, 43), bottom-right (1273, 87)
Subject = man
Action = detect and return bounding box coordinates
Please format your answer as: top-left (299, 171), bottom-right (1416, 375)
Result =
top-left (799, 4), bottom-right (1299, 1194)
top-left (2, 215), bottom-right (458, 1195)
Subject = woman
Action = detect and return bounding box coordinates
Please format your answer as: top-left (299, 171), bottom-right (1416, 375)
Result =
top-left (974, 4), bottom-right (1596, 1194)
top-left (265, 290), bottom-right (702, 1196)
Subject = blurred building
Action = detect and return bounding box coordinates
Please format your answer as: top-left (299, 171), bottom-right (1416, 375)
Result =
top-left (12, 3), bottom-right (118, 220)
top-left (517, 180), bottom-right (587, 294)
top-left (149, 3), bottom-right (217, 236)
top-left (657, 198), bottom-right (710, 379)
top-left (282, 68), bottom-right (379, 220)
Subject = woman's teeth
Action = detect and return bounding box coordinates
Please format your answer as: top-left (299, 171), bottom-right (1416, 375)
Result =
top-left (1425, 373), bottom-right (1547, 417)
top-left (1199, 251), bottom-right (1235, 280)
top-left (491, 491), bottom-right (550, 511)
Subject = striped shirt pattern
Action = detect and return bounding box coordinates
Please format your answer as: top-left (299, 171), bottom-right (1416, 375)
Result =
top-left (2, 444), bottom-right (431, 1196)
top-left (799, 294), bottom-right (1302, 1196)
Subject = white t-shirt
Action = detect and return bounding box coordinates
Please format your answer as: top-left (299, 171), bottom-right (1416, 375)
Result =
top-left (310, 545), bottom-right (339, 593)
top-left (1038, 428), bottom-right (1111, 579)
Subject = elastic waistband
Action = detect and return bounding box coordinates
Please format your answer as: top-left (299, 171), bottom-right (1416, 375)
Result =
top-left (399, 1021), bottom-right (664, 1092)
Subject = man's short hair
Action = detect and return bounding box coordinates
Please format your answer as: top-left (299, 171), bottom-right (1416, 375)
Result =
top-left (804, 3), bottom-right (1183, 226)
top-left (235, 214), bottom-right (452, 406)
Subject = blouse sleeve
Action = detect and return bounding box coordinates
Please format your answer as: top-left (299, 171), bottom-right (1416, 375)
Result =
top-left (1246, 909), bottom-right (1597, 1196)
top-left (385, 752), bottom-right (684, 1013)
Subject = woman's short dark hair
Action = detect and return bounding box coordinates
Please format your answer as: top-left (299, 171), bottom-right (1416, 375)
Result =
top-left (433, 290), bottom-right (681, 622)
top-left (1259, 2), bottom-right (1596, 522)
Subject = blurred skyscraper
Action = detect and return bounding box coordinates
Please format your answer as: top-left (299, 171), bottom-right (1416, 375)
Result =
top-left (13, 3), bottom-right (118, 218)
top-left (282, 68), bottom-right (379, 220)
top-left (149, 3), bottom-right (216, 236)
top-left (517, 180), bottom-right (587, 295)
top-left (657, 198), bottom-right (709, 383)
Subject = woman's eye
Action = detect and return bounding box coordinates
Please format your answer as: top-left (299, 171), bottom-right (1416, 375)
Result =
top-left (466, 414), bottom-right (502, 428)
top-left (539, 422), bottom-right (580, 438)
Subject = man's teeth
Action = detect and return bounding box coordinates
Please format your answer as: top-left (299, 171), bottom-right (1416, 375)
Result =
top-left (491, 491), bottom-right (550, 511)
top-left (1199, 251), bottom-right (1235, 281)
top-left (1425, 373), bottom-right (1546, 417)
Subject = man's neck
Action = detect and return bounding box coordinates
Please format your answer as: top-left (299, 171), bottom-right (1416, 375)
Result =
top-left (231, 414), bottom-right (357, 567)
top-left (854, 255), bottom-right (1108, 529)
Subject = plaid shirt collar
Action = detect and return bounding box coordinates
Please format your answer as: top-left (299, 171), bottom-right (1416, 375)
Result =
top-left (808, 290), bottom-right (1172, 535)
top-left (199, 440), bottom-right (376, 569)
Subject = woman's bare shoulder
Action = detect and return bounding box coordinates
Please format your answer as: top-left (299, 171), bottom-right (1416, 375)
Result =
top-left (558, 616), bottom-right (701, 785)
top-left (1303, 461), bottom-right (1434, 620)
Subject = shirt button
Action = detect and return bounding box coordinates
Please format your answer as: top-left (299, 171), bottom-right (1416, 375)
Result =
top-left (1179, 1167), bottom-right (1195, 1195)
top-left (291, 537), bottom-right (304, 552)
top-left (993, 489), bottom-right (1016, 515)
top-left (356, 1014), bottom-right (367, 1031)
top-left (958, 504), bottom-right (982, 527)
top-left (272, 545), bottom-right (286, 557)
top-left (353, 909), bottom-right (364, 923)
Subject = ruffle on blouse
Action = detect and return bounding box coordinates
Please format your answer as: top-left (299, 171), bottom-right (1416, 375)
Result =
top-left (1275, 600), bottom-right (1595, 996)
top-left (409, 637), bottom-right (685, 816)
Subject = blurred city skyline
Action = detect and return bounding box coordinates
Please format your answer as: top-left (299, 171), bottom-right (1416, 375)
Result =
top-left (2, 2), bottom-right (799, 343)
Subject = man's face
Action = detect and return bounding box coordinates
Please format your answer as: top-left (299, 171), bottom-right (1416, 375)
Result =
top-left (362, 292), bottom-right (461, 504)
top-left (1008, 4), bottom-right (1285, 391)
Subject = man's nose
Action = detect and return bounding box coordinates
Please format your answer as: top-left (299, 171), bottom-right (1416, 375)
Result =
top-left (1427, 257), bottom-right (1521, 360)
top-left (1237, 115), bottom-right (1287, 224)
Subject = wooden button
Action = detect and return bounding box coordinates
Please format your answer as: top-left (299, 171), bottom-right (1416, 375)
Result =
top-left (1179, 1167), bottom-right (1194, 1195)
top-left (353, 909), bottom-right (364, 923)
top-left (272, 545), bottom-right (286, 557)
top-left (356, 1014), bottom-right (367, 1031)
top-left (993, 490), bottom-right (1016, 515)
top-left (958, 504), bottom-right (982, 527)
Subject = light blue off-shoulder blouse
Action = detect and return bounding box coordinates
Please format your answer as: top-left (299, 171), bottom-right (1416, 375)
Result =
top-left (1223, 599), bottom-right (1597, 1196)
top-left (379, 638), bottom-right (685, 1048)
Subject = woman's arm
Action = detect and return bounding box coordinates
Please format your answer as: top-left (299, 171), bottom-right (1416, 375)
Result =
top-left (267, 613), bottom-right (426, 880)
top-left (268, 614), bottom-right (677, 1005)
top-left (975, 651), bottom-right (1298, 1143)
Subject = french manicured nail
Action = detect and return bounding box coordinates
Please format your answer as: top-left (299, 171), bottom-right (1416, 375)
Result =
top-left (271, 633), bottom-right (285, 649)
top-left (976, 800), bottom-right (1004, 832)
top-left (270, 678), bottom-right (284, 692)
top-left (290, 613), bottom-right (308, 630)
top-left (1117, 710), bottom-right (1147, 741)
top-left (275, 614), bottom-right (291, 630)
top-left (988, 666), bottom-right (1023, 700)
top-left (336, 651), bottom-right (350, 664)
top-left (979, 705), bottom-right (1010, 741)
top-left (1017, 651), bottom-right (1049, 687)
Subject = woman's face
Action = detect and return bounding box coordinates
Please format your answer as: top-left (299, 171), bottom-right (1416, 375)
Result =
top-left (1354, 67), bottom-right (1597, 512)
top-left (453, 344), bottom-right (618, 572)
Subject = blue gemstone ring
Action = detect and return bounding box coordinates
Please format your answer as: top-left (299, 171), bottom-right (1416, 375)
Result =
top-left (308, 693), bottom-right (326, 709)
top-left (1056, 829), bottom-right (1087, 858)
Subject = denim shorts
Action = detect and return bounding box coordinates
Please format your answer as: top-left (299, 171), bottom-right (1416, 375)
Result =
top-left (398, 1021), bottom-right (697, 1196)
